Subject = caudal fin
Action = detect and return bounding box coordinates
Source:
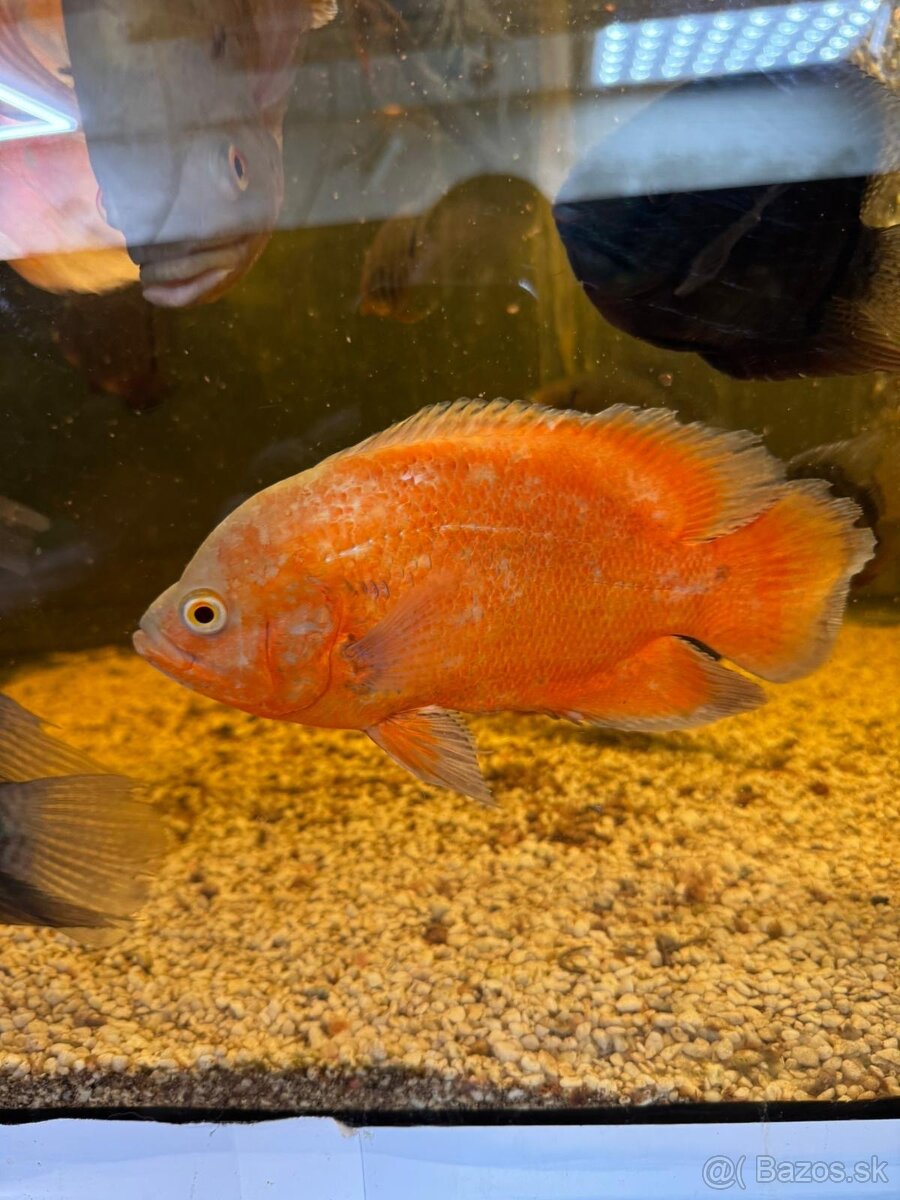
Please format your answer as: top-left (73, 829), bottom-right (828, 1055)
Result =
top-left (699, 481), bottom-right (875, 682)
top-left (0, 774), bottom-right (166, 939)
top-left (0, 694), bottom-right (166, 941)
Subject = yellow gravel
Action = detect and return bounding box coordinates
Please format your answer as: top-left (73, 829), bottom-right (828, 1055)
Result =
top-left (0, 615), bottom-right (897, 1109)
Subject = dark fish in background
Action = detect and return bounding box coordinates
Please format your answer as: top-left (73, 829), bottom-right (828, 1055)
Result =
top-left (51, 287), bottom-right (169, 413)
top-left (359, 212), bottom-right (436, 322)
top-left (672, 184), bottom-right (789, 300)
top-left (359, 175), bottom-right (541, 322)
top-left (0, 496), bottom-right (96, 621)
top-left (0, 497), bottom-right (51, 578)
top-left (553, 63), bottom-right (900, 380)
top-left (59, 0), bottom-right (336, 307)
top-left (215, 402), bottom-right (363, 521)
top-left (527, 368), bottom-right (711, 425)
top-left (0, 694), bottom-right (165, 940)
top-left (0, 539), bottom-right (98, 621)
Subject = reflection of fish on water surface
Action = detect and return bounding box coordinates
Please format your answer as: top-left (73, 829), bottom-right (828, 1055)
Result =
top-left (343, 0), bottom-right (509, 168)
top-left (553, 55), bottom-right (900, 380)
top-left (346, 0), bottom-right (504, 79)
top-left (62, 0), bottom-right (338, 307)
top-left (0, 0), bottom-right (139, 295)
top-left (0, 694), bottom-right (165, 942)
top-left (134, 400), bottom-right (872, 805)
top-left (0, 0), bottom-right (336, 306)
top-left (359, 176), bottom-right (543, 322)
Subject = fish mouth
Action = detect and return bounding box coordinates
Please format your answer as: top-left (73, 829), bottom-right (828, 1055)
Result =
top-left (132, 623), bottom-right (196, 679)
top-left (141, 268), bottom-right (234, 308)
top-left (132, 236), bottom-right (253, 307)
top-left (129, 235), bottom-right (249, 271)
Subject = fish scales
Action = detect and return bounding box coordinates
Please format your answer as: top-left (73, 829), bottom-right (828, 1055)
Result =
top-left (279, 430), bottom-right (718, 716)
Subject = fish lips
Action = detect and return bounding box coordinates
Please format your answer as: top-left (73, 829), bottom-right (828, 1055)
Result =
top-left (129, 235), bottom-right (259, 307)
top-left (132, 623), bottom-right (196, 681)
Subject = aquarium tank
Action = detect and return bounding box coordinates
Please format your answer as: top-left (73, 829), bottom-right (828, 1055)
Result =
top-left (0, 0), bottom-right (897, 1115)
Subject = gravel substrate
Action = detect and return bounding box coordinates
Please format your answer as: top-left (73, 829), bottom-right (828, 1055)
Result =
top-left (0, 616), bottom-right (898, 1110)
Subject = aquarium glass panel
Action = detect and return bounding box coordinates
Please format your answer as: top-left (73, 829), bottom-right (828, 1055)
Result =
top-left (0, 0), bottom-right (897, 1115)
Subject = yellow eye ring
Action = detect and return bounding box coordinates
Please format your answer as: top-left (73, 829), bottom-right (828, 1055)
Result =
top-left (180, 590), bottom-right (227, 634)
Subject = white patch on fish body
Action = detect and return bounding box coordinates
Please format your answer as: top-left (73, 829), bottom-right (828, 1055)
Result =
top-left (671, 580), bottom-right (713, 598)
top-left (656, 568), bottom-right (712, 599)
top-left (629, 481), bottom-right (667, 524)
top-left (468, 463), bottom-right (497, 485)
top-left (290, 606), bottom-right (331, 637)
top-left (440, 523), bottom-right (523, 536)
top-left (452, 595), bottom-right (485, 626)
top-left (520, 475), bottom-right (547, 496)
top-left (243, 556), bottom-right (284, 587)
top-left (326, 539), bottom-right (374, 562)
top-left (399, 463), bottom-right (440, 487)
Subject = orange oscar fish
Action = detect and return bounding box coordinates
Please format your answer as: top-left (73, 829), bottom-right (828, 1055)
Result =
top-left (134, 401), bottom-right (873, 803)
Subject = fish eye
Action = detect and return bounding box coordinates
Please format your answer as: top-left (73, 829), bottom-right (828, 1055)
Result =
top-left (180, 590), bottom-right (227, 634)
top-left (226, 144), bottom-right (249, 192)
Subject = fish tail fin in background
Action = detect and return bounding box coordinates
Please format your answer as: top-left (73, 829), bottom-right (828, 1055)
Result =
top-left (789, 430), bottom-right (887, 539)
top-left (0, 695), bottom-right (166, 944)
top-left (699, 484), bottom-right (875, 684)
top-left (827, 225), bottom-right (900, 372)
top-left (787, 404), bottom-right (900, 589)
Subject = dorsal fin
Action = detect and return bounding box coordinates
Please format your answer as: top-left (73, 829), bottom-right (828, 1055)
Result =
top-left (326, 399), bottom-right (786, 541)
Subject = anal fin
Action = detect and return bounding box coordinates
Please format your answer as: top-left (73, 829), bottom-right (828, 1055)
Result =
top-left (368, 707), bottom-right (493, 805)
top-left (556, 637), bottom-right (765, 732)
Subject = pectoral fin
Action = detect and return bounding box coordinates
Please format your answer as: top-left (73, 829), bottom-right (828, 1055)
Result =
top-left (344, 571), bottom-right (458, 696)
top-left (367, 707), bottom-right (493, 805)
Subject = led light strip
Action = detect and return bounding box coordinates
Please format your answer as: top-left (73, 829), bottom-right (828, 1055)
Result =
top-left (591, 0), bottom-right (885, 88)
top-left (0, 81), bottom-right (77, 144)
